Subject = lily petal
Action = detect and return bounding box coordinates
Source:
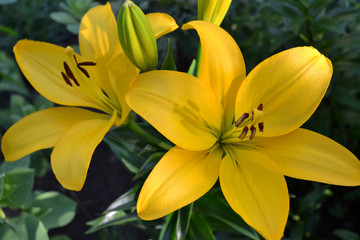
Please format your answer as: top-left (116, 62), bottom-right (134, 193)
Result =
top-left (14, 40), bottom-right (102, 109)
top-left (220, 147), bottom-right (289, 240)
top-left (254, 128), bottom-right (360, 186)
top-left (137, 146), bottom-right (222, 220)
top-left (146, 13), bottom-right (178, 39)
top-left (126, 70), bottom-right (222, 151)
top-left (183, 21), bottom-right (246, 129)
top-left (1, 107), bottom-right (109, 162)
top-left (51, 111), bottom-right (117, 191)
top-left (235, 47), bottom-right (332, 137)
top-left (79, 3), bottom-right (135, 123)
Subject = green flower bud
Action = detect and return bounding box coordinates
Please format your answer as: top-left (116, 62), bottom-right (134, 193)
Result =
top-left (198, 0), bottom-right (232, 26)
top-left (117, 0), bottom-right (158, 71)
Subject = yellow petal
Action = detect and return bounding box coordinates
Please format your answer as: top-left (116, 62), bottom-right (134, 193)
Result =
top-left (79, 2), bottom-right (135, 121)
top-left (235, 47), bottom-right (333, 137)
top-left (1, 107), bottom-right (109, 162)
top-left (146, 13), bottom-right (178, 39)
top-left (126, 70), bottom-right (222, 151)
top-left (14, 40), bottom-right (102, 109)
top-left (137, 146), bottom-right (222, 220)
top-left (220, 148), bottom-right (288, 240)
top-left (254, 128), bottom-right (360, 186)
top-left (51, 111), bottom-right (117, 191)
top-left (183, 21), bottom-right (246, 129)
top-left (198, 0), bottom-right (232, 25)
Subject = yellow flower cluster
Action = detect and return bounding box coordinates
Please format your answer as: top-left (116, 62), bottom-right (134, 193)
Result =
top-left (2, 1), bottom-right (359, 239)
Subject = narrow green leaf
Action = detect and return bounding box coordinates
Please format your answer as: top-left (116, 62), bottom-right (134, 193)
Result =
top-left (161, 39), bottom-right (177, 71)
top-left (159, 204), bottom-right (193, 240)
top-left (105, 185), bottom-right (140, 213)
top-left (187, 213), bottom-right (215, 240)
top-left (86, 211), bottom-right (138, 234)
top-left (133, 152), bottom-right (163, 180)
top-left (187, 59), bottom-right (197, 75)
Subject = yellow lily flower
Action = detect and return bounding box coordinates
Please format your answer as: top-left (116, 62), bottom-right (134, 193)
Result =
top-left (126, 21), bottom-right (360, 240)
top-left (1, 3), bottom-right (178, 191)
top-left (198, 0), bottom-right (232, 25)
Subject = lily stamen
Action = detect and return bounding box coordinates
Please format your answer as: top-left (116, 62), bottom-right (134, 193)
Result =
top-left (250, 125), bottom-right (256, 140)
top-left (235, 113), bottom-right (249, 127)
top-left (258, 122), bottom-right (264, 132)
top-left (238, 126), bottom-right (248, 140)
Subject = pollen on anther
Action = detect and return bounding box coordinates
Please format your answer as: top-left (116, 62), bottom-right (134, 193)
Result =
top-left (238, 126), bottom-right (249, 140)
top-left (258, 103), bottom-right (263, 111)
top-left (250, 125), bottom-right (256, 140)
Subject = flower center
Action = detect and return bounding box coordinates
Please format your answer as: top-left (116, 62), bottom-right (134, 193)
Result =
top-left (60, 46), bottom-right (121, 116)
top-left (220, 103), bottom-right (264, 144)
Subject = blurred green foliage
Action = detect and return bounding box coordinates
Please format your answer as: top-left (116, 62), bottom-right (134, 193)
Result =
top-left (0, 0), bottom-right (360, 239)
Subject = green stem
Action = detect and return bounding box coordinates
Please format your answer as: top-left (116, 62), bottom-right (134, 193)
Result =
top-left (194, 43), bottom-right (202, 77)
top-left (127, 119), bottom-right (172, 150)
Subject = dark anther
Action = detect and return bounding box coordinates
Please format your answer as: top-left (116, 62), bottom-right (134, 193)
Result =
top-left (73, 54), bottom-right (96, 78)
top-left (258, 122), bottom-right (264, 132)
top-left (238, 126), bottom-right (249, 140)
top-left (61, 72), bottom-right (72, 86)
top-left (62, 62), bottom-right (80, 86)
top-left (63, 62), bottom-right (76, 81)
top-left (250, 125), bottom-right (256, 140)
top-left (235, 113), bottom-right (249, 127)
top-left (77, 66), bottom-right (90, 78)
top-left (257, 103), bottom-right (263, 111)
top-left (78, 61), bottom-right (97, 66)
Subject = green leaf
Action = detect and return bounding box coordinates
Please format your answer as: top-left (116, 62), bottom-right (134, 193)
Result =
top-left (105, 185), bottom-right (140, 213)
top-left (50, 235), bottom-right (71, 240)
top-left (195, 188), bottom-right (259, 239)
top-left (26, 191), bottom-right (76, 230)
top-left (133, 152), bottom-right (163, 180)
top-left (0, 168), bottom-right (34, 209)
top-left (333, 229), bottom-right (359, 240)
top-left (0, 212), bottom-right (49, 240)
top-left (0, 0), bottom-right (17, 4)
top-left (29, 152), bottom-right (50, 178)
top-left (0, 156), bottom-right (31, 174)
top-left (66, 23), bottom-right (80, 34)
top-left (161, 39), bottom-right (177, 71)
top-left (49, 11), bottom-right (77, 25)
top-left (313, 18), bottom-right (345, 34)
top-left (187, 213), bottom-right (215, 240)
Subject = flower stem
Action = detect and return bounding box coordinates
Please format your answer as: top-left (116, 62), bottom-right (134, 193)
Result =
top-left (127, 119), bottom-right (172, 150)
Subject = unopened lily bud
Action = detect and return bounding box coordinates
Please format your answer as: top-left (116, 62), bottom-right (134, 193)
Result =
top-left (198, 0), bottom-right (232, 26)
top-left (117, 0), bottom-right (158, 71)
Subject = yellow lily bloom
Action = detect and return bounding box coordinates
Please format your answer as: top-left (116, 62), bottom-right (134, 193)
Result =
top-left (126, 21), bottom-right (360, 240)
top-left (198, 0), bottom-right (232, 25)
top-left (1, 3), bottom-right (178, 191)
